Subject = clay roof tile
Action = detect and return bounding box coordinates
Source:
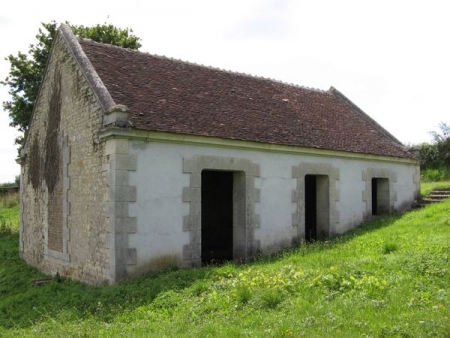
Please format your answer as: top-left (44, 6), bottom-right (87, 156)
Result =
top-left (77, 38), bottom-right (413, 159)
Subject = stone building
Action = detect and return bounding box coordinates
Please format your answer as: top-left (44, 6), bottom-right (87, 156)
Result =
top-left (18, 24), bottom-right (420, 284)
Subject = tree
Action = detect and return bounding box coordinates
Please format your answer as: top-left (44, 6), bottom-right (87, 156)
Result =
top-left (431, 122), bottom-right (450, 168)
top-left (416, 122), bottom-right (450, 170)
top-left (1, 22), bottom-right (141, 145)
top-left (417, 142), bottom-right (438, 170)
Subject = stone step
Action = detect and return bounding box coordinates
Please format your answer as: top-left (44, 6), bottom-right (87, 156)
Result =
top-left (427, 198), bottom-right (449, 203)
top-left (412, 187), bottom-right (450, 209)
top-left (422, 198), bottom-right (443, 204)
top-left (430, 190), bottom-right (450, 197)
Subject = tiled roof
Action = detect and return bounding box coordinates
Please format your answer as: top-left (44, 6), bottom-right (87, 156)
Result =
top-left (77, 38), bottom-right (413, 159)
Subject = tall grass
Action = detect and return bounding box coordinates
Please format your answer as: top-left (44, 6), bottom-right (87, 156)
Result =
top-left (1, 198), bottom-right (449, 337)
top-left (0, 192), bottom-right (19, 233)
top-left (421, 167), bottom-right (450, 182)
top-left (0, 191), bottom-right (19, 209)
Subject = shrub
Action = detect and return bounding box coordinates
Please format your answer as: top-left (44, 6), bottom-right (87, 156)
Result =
top-left (421, 167), bottom-right (450, 182)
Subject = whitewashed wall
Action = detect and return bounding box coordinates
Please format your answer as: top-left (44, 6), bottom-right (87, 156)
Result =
top-left (122, 138), bottom-right (418, 276)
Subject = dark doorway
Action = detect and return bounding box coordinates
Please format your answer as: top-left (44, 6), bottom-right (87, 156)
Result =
top-left (304, 174), bottom-right (330, 241)
top-left (305, 175), bottom-right (317, 241)
top-left (201, 170), bottom-right (233, 264)
top-left (371, 178), bottom-right (378, 215)
top-left (371, 178), bottom-right (390, 215)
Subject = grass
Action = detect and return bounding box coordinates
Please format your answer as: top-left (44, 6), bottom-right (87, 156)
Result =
top-left (421, 167), bottom-right (450, 182)
top-left (420, 180), bottom-right (450, 197)
top-left (0, 189), bottom-right (449, 336)
top-left (0, 192), bottom-right (19, 234)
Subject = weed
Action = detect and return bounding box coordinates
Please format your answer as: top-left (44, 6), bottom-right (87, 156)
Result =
top-left (259, 289), bottom-right (284, 309)
top-left (421, 168), bottom-right (450, 182)
top-left (236, 286), bottom-right (251, 304)
top-left (382, 241), bottom-right (398, 254)
top-left (0, 217), bottom-right (11, 234)
top-left (190, 280), bottom-right (209, 296)
top-left (214, 261), bottom-right (236, 278)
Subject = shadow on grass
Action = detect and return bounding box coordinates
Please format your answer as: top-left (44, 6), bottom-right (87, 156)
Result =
top-left (248, 212), bottom-right (405, 266)
top-left (0, 232), bottom-right (211, 330)
top-left (0, 205), bottom-right (429, 330)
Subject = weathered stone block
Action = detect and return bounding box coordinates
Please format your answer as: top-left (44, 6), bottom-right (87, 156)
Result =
top-left (182, 187), bottom-right (201, 202)
top-left (109, 185), bottom-right (137, 202)
top-left (126, 248), bottom-right (137, 265)
top-left (114, 154), bottom-right (137, 171)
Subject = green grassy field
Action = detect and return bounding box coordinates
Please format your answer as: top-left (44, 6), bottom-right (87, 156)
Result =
top-left (421, 180), bottom-right (450, 197)
top-left (0, 189), bottom-right (449, 337)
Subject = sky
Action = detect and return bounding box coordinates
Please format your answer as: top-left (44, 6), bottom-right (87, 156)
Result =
top-left (1, 0), bottom-right (449, 183)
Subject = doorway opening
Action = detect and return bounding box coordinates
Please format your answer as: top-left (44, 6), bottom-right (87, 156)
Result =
top-left (304, 175), bottom-right (330, 241)
top-left (371, 178), bottom-right (390, 215)
top-left (201, 170), bottom-right (246, 265)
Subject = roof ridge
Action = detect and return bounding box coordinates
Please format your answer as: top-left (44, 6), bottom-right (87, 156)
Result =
top-left (78, 37), bottom-right (328, 94)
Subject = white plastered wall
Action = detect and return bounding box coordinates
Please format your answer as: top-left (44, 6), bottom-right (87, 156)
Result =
top-left (122, 138), bottom-right (418, 274)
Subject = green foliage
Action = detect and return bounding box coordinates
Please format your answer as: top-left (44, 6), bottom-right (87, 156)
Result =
top-left (381, 241), bottom-right (398, 254)
top-left (1, 21), bottom-right (141, 146)
top-left (431, 122), bottom-right (450, 165)
top-left (259, 289), bottom-right (284, 309)
top-left (421, 167), bottom-right (450, 182)
top-left (236, 286), bottom-right (252, 304)
top-left (417, 142), bottom-right (439, 170)
top-left (0, 194), bottom-right (19, 234)
top-left (1, 200), bottom-right (450, 336)
top-left (0, 192), bottom-right (19, 209)
top-left (416, 122), bottom-right (450, 176)
top-left (71, 24), bottom-right (142, 49)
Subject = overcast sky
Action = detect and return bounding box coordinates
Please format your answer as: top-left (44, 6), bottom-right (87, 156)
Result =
top-left (1, 0), bottom-right (449, 183)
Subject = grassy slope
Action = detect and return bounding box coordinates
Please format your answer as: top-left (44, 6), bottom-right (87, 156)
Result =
top-left (421, 180), bottom-right (450, 197)
top-left (0, 190), bottom-right (449, 337)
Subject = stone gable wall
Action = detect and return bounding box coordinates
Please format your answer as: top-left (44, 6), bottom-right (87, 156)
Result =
top-left (20, 32), bottom-right (110, 284)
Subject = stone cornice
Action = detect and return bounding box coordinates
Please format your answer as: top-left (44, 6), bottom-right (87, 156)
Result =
top-left (98, 128), bottom-right (419, 165)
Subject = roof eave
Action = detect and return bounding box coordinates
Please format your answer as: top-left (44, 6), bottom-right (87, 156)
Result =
top-left (98, 127), bottom-right (419, 165)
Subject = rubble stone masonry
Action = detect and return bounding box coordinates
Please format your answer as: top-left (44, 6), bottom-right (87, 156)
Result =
top-left (19, 32), bottom-right (110, 284)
